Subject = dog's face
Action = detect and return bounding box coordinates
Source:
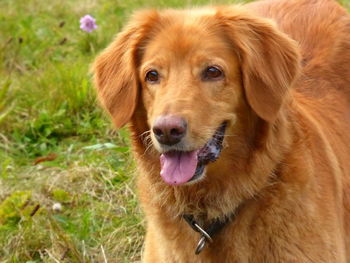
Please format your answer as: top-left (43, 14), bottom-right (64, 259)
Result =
top-left (94, 7), bottom-right (300, 186)
top-left (139, 12), bottom-right (243, 185)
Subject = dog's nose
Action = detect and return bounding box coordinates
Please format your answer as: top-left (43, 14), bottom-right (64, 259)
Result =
top-left (152, 115), bottom-right (187, 145)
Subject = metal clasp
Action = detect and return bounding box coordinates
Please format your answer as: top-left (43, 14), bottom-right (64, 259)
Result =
top-left (195, 236), bottom-right (207, 254)
top-left (193, 222), bottom-right (213, 255)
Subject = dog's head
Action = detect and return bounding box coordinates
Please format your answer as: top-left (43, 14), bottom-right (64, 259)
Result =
top-left (94, 7), bottom-right (300, 186)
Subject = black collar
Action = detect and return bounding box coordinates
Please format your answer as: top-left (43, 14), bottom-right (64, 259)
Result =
top-left (182, 213), bottom-right (234, 255)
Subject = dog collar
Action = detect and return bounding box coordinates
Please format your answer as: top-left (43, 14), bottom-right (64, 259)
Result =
top-left (182, 214), bottom-right (233, 255)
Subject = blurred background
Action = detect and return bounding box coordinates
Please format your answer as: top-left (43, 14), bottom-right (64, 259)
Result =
top-left (0, 0), bottom-right (349, 262)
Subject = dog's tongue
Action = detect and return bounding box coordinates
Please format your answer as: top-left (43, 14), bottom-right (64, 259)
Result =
top-left (160, 151), bottom-right (198, 185)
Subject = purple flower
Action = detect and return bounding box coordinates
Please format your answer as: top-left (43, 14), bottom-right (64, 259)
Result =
top-left (80, 15), bottom-right (97, 33)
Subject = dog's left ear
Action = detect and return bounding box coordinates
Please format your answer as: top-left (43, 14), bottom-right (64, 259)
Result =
top-left (217, 8), bottom-right (300, 122)
top-left (93, 10), bottom-right (158, 128)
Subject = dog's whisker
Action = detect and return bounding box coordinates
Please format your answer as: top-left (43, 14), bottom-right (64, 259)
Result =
top-left (140, 130), bottom-right (152, 138)
top-left (143, 136), bottom-right (157, 156)
top-left (142, 133), bottom-right (152, 146)
top-left (144, 143), bottom-right (154, 154)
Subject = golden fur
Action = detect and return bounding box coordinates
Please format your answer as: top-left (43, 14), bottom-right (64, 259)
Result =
top-left (93, 0), bottom-right (350, 261)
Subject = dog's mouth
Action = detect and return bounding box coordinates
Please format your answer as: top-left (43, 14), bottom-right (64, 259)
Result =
top-left (160, 122), bottom-right (227, 186)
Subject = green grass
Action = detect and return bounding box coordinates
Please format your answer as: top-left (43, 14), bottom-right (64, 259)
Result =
top-left (1, 0), bottom-right (349, 262)
top-left (0, 0), bottom-right (242, 262)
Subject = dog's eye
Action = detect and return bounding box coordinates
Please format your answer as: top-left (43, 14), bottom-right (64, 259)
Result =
top-left (202, 66), bottom-right (224, 81)
top-left (145, 70), bottom-right (159, 83)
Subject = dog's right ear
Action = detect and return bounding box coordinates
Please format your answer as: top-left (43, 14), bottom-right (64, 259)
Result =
top-left (93, 10), bottom-right (158, 128)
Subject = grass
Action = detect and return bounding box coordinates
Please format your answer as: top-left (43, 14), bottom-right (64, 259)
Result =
top-left (0, 0), bottom-right (243, 262)
top-left (1, 0), bottom-right (349, 262)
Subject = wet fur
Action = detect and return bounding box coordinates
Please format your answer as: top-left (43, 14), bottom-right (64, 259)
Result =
top-left (94, 0), bottom-right (350, 262)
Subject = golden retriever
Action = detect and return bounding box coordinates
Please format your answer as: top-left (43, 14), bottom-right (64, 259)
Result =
top-left (93, 0), bottom-right (350, 261)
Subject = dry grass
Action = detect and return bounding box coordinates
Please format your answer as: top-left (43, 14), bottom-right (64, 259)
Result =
top-left (0, 147), bottom-right (144, 262)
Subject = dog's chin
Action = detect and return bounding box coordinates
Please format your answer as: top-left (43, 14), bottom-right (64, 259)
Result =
top-left (156, 122), bottom-right (227, 186)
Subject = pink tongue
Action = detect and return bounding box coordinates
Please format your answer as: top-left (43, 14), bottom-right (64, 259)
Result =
top-left (160, 151), bottom-right (198, 185)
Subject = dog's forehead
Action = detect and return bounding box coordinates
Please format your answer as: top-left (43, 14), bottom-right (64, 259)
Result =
top-left (157, 9), bottom-right (220, 38)
top-left (142, 10), bottom-right (231, 61)
top-left (163, 8), bottom-right (217, 20)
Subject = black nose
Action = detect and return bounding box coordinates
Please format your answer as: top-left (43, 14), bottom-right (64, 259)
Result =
top-left (152, 115), bottom-right (187, 146)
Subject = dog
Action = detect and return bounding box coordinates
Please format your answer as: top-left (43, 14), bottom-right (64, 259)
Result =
top-left (93, 0), bottom-right (350, 261)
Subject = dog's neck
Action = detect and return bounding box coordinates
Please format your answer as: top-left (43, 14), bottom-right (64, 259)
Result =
top-left (130, 105), bottom-right (293, 222)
